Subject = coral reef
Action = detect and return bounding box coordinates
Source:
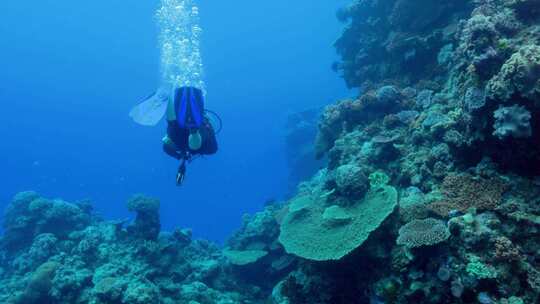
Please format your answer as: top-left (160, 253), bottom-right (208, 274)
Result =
top-left (3, 0), bottom-right (540, 302)
top-left (0, 193), bottom-right (263, 303)
top-left (271, 0), bottom-right (540, 301)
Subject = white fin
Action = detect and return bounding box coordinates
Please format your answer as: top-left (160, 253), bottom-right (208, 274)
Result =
top-left (129, 86), bottom-right (170, 126)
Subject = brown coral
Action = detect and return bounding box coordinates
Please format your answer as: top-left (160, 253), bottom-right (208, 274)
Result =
top-left (492, 236), bottom-right (521, 261)
top-left (428, 174), bottom-right (508, 217)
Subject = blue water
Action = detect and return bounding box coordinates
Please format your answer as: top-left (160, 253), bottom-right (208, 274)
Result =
top-left (0, 0), bottom-right (348, 241)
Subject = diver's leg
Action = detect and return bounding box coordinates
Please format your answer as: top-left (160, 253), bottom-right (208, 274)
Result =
top-left (199, 123), bottom-right (218, 155)
top-left (163, 136), bottom-right (182, 160)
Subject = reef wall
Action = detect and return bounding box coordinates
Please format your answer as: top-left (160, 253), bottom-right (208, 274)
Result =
top-left (284, 108), bottom-right (325, 196)
top-left (268, 0), bottom-right (540, 302)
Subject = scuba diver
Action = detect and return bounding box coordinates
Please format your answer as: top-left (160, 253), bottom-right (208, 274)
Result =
top-left (129, 85), bottom-right (220, 186)
top-left (162, 86), bottom-right (218, 185)
top-left (130, 0), bottom-right (218, 186)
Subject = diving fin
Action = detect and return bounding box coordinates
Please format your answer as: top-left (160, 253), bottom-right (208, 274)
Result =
top-left (129, 86), bottom-right (171, 126)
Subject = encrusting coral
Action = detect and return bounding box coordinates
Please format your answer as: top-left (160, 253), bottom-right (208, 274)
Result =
top-left (428, 174), bottom-right (508, 217)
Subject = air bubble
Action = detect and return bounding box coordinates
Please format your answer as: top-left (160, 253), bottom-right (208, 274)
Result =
top-left (156, 0), bottom-right (205, 95)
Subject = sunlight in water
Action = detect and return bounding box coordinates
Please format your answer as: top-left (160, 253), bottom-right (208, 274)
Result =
top-left (156, 0), bottom-right (206, 94)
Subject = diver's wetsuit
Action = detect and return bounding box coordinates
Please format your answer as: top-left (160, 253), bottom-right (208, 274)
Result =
top-left (163, 119), bottom-right (218, 159)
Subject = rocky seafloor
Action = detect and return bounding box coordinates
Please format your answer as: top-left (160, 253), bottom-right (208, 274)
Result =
top-left (2, 0), bottom-right (540, 303)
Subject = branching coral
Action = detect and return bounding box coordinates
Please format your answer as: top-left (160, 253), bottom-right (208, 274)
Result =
top-left (487, 44), bottom-right (540, 102)
top-left (492, 236), bottom-right (521, 261)
top-left (460, 14), bottom-right (498, 56)
top-left (466, 255), bottom-right (498, 279)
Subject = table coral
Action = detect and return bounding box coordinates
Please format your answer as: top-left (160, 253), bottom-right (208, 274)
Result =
top-left (278, 185), bottom-right (398, 261)
top-left (223, 249), bottom-right (268, 266)
top-left (396, 218), bottom-right (450, 248)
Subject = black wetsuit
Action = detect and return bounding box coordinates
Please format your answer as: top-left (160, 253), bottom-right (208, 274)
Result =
top-left (163, 118), bottom-right (218, 160)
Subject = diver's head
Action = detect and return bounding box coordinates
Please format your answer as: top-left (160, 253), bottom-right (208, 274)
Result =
top-left (188, 129), bottom-right (202, 151)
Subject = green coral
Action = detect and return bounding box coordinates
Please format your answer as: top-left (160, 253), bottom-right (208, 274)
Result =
top-left (369, 171), bottom-right (390, 189)
top-left (466, 255), bottom-right (498, 279)
top-left (278, 185), bottom-right (398, 261)
top-left (496, 38), bottom-right (511, 53)
top-left (500, 296), bottom-right (524, 304)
